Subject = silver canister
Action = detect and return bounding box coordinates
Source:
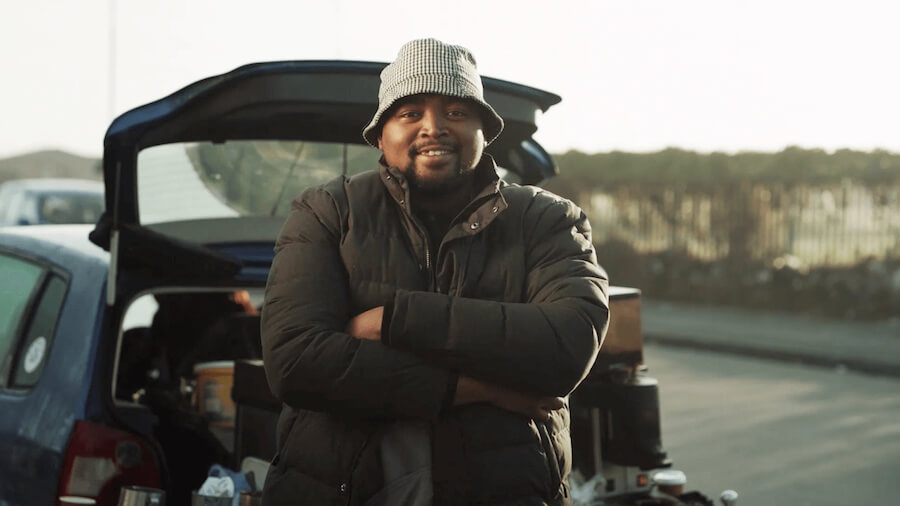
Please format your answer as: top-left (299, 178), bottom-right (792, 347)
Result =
top-left (118, 486), bottom-right (166, 506)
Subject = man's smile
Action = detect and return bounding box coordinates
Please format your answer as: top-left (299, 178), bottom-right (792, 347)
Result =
top-left (410, 144), bottom-right (459, 166)
top-left (411, 143), bottom-right (458, 156)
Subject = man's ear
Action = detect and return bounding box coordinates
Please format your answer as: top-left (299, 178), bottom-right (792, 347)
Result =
top-left (377, 136), bottom-right (383, 150)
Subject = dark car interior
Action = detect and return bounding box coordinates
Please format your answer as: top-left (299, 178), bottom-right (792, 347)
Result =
top-left (116, 290), bottom-right (266, 504)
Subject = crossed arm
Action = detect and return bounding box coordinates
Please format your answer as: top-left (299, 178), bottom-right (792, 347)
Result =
top-left (346, 306), bottom-right (565, 421)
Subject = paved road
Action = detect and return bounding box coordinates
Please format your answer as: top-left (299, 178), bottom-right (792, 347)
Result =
top-left (641, 300), bottom-right (900, 378)
top-left (643, 343), bottom-right (900, 506)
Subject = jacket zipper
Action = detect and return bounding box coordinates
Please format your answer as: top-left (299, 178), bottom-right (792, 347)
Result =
top-left (342, 428), bottom-right (375, 504)
top-left (407, 211), bottom-right (434, 288)
top-left (423, 231), bottom-right (436, 291)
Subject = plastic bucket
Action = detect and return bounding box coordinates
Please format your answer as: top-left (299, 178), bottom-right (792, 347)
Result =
top-left (193, 361), bottom-right (235, 428)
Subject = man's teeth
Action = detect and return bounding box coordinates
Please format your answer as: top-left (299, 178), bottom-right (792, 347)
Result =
top-left (420, 150), bottom-right (451, 156)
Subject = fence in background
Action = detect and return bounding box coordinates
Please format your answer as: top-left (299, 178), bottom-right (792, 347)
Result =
top-left (586, 180), bottom-right (900, 269)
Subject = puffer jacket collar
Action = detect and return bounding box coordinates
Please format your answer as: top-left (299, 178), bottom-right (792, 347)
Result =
top-left (376, 154), bottom-right (510, 243)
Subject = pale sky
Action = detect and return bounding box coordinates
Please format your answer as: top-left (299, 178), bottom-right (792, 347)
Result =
top-left (2, 0), bottom-right (898, 159)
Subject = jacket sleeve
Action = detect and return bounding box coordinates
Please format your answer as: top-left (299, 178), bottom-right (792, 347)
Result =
top-left (261, 185), bottom-right (452, 420)
top-left (386, 192), bottom-right (609, 397)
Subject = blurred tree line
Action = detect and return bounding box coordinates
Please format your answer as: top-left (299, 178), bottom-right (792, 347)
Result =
top-left (0, 150), bottom-right (101, 185)
top-left (551, 146), bottom-right (900, 187)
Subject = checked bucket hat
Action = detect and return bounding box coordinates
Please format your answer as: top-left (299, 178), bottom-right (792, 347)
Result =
top-left (362, 38), bottom-right (505, 147)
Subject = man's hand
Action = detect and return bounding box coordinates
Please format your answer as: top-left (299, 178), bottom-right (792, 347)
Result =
top-left (490, 386), bottom-right (565, 422)
top-left (345, 306), bottom-right (384, 341)
top-left (454, 376), bottom-right (564, 422)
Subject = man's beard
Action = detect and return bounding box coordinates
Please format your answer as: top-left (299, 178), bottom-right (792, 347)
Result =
top-left (404, 145), bottom-right (478, 195)
top-left (404, 162), bottom-right (474, 195)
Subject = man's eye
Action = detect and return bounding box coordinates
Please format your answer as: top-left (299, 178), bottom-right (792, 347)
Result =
top-left (398, 110), bottom-right (421, 119)
top-left (447, 110), bottom-right (467, 117)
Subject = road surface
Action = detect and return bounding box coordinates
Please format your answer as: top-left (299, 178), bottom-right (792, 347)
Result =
top-left (643, 343), bottom-right (900, 506)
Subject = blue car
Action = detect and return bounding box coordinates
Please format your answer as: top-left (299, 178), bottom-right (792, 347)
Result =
top-left (0, 61), bottom-right (697, 506)
top-left (0, 178), bottom-right (104, 226)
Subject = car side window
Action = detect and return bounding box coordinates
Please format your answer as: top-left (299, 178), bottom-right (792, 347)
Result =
top-left (13, 275), bottom-right (67, 387)
top-left (0, 254), bottom-right (44, 387)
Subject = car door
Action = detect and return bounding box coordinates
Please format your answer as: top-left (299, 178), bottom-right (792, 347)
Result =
top-left (0, 249), bottom-right (71, 505)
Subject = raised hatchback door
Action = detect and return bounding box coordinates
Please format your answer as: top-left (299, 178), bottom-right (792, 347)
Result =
top-left (89, 61), bottom-right (561, 304)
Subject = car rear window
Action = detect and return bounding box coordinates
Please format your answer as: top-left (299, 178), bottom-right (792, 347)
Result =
top-left (136, 141), bottom-right (381, 225)
top-left (38, 193), bottom-right (104, 225)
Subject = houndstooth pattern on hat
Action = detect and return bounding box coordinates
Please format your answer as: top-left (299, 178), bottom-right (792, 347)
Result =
top-left (362, 38), bottom-right (504, 147)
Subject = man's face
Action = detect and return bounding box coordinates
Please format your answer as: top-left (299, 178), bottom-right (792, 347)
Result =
top-left (378, 94), bottom-right (486, 194)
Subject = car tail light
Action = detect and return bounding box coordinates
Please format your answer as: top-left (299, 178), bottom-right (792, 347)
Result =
top-left (57, 421), bottom-right (161, 506)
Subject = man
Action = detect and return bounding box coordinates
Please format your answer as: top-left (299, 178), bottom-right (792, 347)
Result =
top-left (261, 38), bottom-right (609, 505)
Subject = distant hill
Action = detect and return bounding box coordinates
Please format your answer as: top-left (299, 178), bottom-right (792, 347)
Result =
top-left (0, 150), bottom-right (102, 185)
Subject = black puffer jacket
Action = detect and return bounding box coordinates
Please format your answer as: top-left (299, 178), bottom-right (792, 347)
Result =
top-left (261, 159), bottom-right (609, 505)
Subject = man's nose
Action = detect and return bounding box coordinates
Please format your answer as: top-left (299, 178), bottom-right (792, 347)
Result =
top-left (419, 109), bottom-right (448, 137)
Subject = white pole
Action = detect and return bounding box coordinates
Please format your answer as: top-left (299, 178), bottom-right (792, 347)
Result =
top-left (108, 0), bottom-right (116, 122)
top-left (334, 0), bottom-right (341, 58)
